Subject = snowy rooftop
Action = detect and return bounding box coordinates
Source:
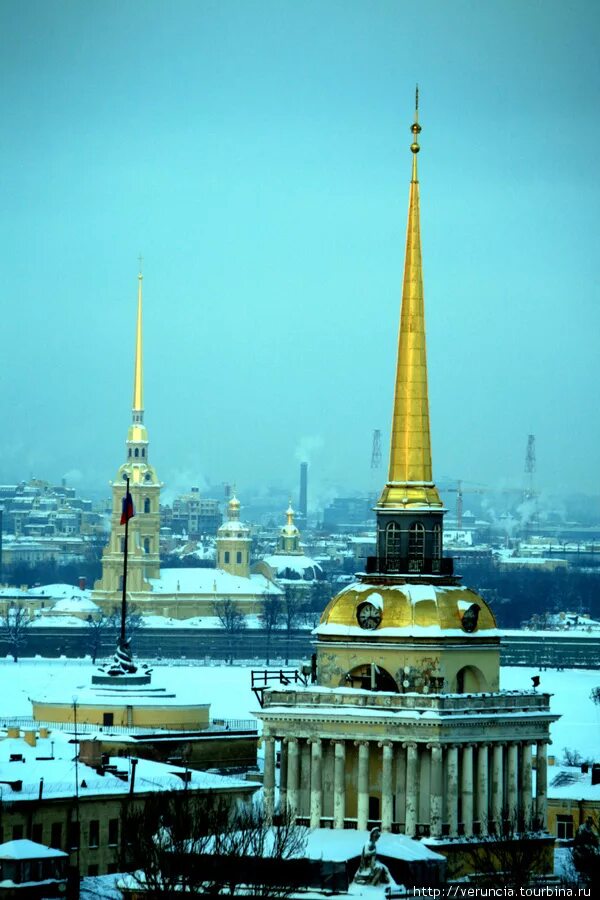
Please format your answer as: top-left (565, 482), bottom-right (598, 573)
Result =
top-left (28, 583), bottom-right (92, 601)
top-left (0, 732), bottom-right (256, 801)
top-left (0, 839), bottom-right (68, 860)
top-left (148, 568), bottom-right (282, 597)
top-left (548, 765), bottom-right (600, 802)
top-left (262, 554), bottom-right (323, 579)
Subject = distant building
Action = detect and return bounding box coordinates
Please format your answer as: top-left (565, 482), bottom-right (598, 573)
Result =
top-left (256, 504), bottom-right (323, 584)
top-left (170, 488), bottom-right (222, 537)
top-left (322, 496), bottom-right (374, 531)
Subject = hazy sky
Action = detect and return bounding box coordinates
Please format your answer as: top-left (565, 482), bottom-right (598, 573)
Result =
top-left (1, 0), bottom-right (598, 505)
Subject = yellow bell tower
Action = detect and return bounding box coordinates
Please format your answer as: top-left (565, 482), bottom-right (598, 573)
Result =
top-left (93, 270), bottom-right (162, 606)
top-left (216, 494), bottom-right (251, 577)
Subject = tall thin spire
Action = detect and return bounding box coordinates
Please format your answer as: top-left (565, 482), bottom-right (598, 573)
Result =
top-left (133, 268), bottom-right (144, 416)
top-left (378, 90), bottom-right (442, 510)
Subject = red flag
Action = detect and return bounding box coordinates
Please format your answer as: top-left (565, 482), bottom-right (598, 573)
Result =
top-left (120, 490), bottom-right (135, 525)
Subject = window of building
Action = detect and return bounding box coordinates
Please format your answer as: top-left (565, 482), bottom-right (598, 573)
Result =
top-left (408, 522), bottom-right (425, 572)
top-left (88, 864), bottom-right (99, 876)
top-left (103, 712), bottom-right (114, 726)
top-left (134, 448), bottom-right (139, 458)
top-left (50, 822), bottom-right (62, 849)
top-left (224, 551), bottom-right (230, 564)
top-left (31, 823), bottom-right (43, 844)
top-left (69, 822), bottom-right (80, 850)
top-left (108, 819), bottom-right (119, 847)
top-left (128, 449), bottom-right (132, 458)
top-left (107, 863), bottom-right (118, 874)
top-left (432, 524), bottom-right (442, 559)
top-left (144, 538), bottom-right (150, 554)
top-left (236, 551), bottom-right (242, 564)
top-left (141, 448), bottom-right (145, 457)
top-left (89, 819), bottom-right (99, 848)
top-left (556, 815), bottom-right (573, 839)
top-left (144, 498), bottom-right (150, 513)
top-left (12, 824), bottom-right (23, 840)
top-left (120, 538), bottom-right (125, 553)
top-left (385, 522), bottom-right (401, 571)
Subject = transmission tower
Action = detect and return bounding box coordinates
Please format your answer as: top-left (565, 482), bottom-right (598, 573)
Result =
top-left (371, 429), bottom-right (382, 471)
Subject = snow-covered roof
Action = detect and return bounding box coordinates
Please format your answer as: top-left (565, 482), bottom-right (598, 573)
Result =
top-left (0, 732), bottom-right (256, 802)
top-left (303, 828), bottom-right (444, 862)
top-left (148, 568), bottom-right (281, 597)
top-left (28, 583), bottom-right (91, 600)
top-left (262, 554), bottom-right (323, 580)
top-left (0, 839), bottom-right (68, 860)
top-left (51, 597), bottom-right (100, 614)
top-left (548, 766), bottom-right (600, 802)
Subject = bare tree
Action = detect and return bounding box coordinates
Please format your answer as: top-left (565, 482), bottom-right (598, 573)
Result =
top-left (572, 815), bottom-right (600, 891)
top-left (108, 602), bottom-right (144, 644)
top-left (86, 612), bottom-right (110, 664)
top-left (121, 793), bottom-right (307, 898)
top-left (0, 603), bottom-right (31, 662)
top-left (461, 813), bottom-right (551, 887)
top-left (281, 585), bottom-right (305, 665)
top-left (214, 597), bottom-right (246, 663)
top-left (260, 593), bottom-right (281, 665)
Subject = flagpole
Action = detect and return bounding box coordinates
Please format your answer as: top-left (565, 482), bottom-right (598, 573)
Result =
top-left (121, 476), bottom-right (130, 648)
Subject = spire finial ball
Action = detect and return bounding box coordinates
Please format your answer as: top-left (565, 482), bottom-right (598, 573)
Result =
top-left (411, 142), bottom-right (420, 154)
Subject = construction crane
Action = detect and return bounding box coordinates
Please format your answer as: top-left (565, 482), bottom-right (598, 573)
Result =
top-left (445, 480), bottom-right (487, 530)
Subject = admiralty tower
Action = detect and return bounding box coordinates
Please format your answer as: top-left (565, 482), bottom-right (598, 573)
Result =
top-left (255, 98), bottom-right (558, 877)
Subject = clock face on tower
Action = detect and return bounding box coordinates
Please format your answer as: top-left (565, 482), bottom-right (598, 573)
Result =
top-left (356, 602), bottom-right (382, 630)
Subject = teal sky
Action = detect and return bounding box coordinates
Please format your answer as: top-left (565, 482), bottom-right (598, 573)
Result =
top-left (0, 0), bottom-right (598, 505)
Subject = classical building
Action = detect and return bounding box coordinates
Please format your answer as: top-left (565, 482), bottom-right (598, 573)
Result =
top-left (255, 102), bottom-right (558, 878)
top-left (215, 495), bottom-right (252, 577)
top-left (93, 271), bottom-right (161, 605)
top-left (256, 504), bottom-right (323, 584)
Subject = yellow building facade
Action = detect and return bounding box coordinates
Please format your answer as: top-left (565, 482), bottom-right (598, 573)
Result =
top-left (256, 100), bottom-right (558, 879)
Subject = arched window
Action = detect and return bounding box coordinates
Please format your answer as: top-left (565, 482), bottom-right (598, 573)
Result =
top-left (385, 522), bottom-right (401, 572)
top-left (128, 449), bottom-right (132, 458)
top-left (144, 538), bottom-right (150, 554)
top-left (224, 551), bottom-right (230, 564)
top-left (408, 522), bottom-right (425, 572)
top-left (236, 551), bottom-right (242, 564)
top-left (141, 448), bottom-right (145, 457)
top-left (144, 498), bottom-right (151, 514)
top-left (134, 448), bottom-right (139, 458)
top-left (432, 524), bottom-right (442, 572)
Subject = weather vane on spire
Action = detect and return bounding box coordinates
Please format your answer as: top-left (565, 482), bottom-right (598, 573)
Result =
top-left (411, 85), bottom-right (422, 155)
top-left (138, 253), bottom-right (144, 276)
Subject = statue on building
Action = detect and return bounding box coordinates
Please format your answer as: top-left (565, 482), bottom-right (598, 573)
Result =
top-left (353, 827), bottom-right (391, 886)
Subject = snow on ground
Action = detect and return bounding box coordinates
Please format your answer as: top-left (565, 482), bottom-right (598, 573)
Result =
top-left (0, 660), bottom-right (598, 761)
top-left (500, 666), bottom-right (600, 761)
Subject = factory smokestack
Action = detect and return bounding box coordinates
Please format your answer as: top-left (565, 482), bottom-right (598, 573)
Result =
top-left (299, 462), bottom-right (308, 521)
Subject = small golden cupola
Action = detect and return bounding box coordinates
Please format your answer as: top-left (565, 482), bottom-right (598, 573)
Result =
top-left (279, 502), bottom-right (301, 554)
top-left (314, 94), bottom-right (499, 696)
top-left (216, 493), bottom-right (252, 577)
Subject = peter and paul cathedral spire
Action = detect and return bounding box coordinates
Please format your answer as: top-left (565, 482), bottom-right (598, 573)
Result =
top-left (373, 91), bottom-right (449, 578)
top-left (93, 266), bottom-right (162, 604)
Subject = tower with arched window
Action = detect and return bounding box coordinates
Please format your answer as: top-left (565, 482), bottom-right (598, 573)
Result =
top-left (256, 99), bottom-right (557, 879)
top-left (93, 271), bottom-right (162, 604)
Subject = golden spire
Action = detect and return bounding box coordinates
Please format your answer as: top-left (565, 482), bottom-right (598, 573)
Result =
top-left (133, 264), bottom-right (144, 414)
top-left (286, 500), bottom-right (295, 528)
top-left (378, 89), bottom-right (442, 510)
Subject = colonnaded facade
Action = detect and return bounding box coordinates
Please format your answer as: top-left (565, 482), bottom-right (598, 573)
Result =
top-left (256, 99), bottom-right (558, 877)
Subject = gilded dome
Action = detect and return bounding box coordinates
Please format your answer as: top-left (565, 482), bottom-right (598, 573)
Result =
top-left (316, 580), bottom-right (497, 638)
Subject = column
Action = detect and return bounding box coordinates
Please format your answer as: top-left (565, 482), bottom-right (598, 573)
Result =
top-left (404, 742), bottom-right (418, 838)
top-left (491, 743), bottom-right (504, 833)
top-left (263, 736), bottom-right (276, 822)
top-left (507, 742), bottom-right (519, 826)
top-left (535, 741), bottom-right (548, 830)
top-left (356, 741), bottom-right (370, 830)
top-left (521, 743), bottom-right (533, 831)
top-left (428, 744), bottom-right (443, 838)
top-left (395, 744), bottom-right (406, 830)
top-left (446, 745), bottom-right (459, 838)
top-left (286, 738), bottom-right (299, 819)
top-left (380, 742), bottom-right (394, 832)
top-left (461, 745), bottom-right (474, 838)
top-left (309, 738), bottom-right (322, 829)
top-left (279, 739), bottom-right (288, 815)
top-left (476, 744), bottom-right (489, 836)
top-left (333, 741), bottom-right (346, 829)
